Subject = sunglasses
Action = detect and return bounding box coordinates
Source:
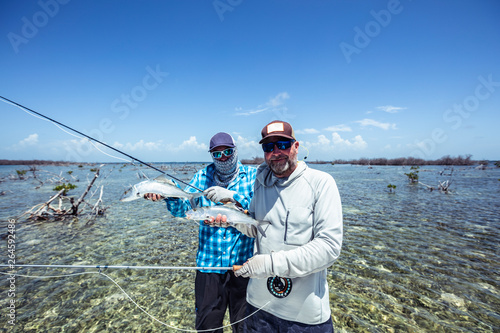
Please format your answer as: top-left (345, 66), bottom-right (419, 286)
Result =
top-left (211, 148), bottom-right (234, 159)
top-left (262, 140), bottom-right (295, 153)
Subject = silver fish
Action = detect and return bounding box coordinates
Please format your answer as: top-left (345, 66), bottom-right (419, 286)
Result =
top-left (185, 203), bottom-right (266, 237)
top-left (120, 175), bottom-right (204, 208)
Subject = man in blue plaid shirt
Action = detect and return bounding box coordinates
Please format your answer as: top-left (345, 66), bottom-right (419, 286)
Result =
top-left (146, 132), bottom-right (256, 332)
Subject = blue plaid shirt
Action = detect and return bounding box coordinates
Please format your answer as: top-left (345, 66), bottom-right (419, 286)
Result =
top-left (165, 162), bottom-right (257, 274)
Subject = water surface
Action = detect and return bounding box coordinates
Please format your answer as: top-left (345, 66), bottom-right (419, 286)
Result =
top-left (0, 163), bottom-right (498, 332)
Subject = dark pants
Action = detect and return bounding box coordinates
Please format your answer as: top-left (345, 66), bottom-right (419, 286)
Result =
top-left (243, 304), bottom-right (334, 333)
top-left (195, 271), bottom-right (249, 333)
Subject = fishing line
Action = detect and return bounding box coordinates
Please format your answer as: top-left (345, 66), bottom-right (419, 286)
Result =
top-left (0, 268), bottom-right (270, 332)
top-left (300, 145), bottom-right (310, 161)
top-left (0, 264), bottom-right (233, 270)
top-left (0, 95), bottom-right (202, 192)
top-left (2, 98), bottom-right (131, 164)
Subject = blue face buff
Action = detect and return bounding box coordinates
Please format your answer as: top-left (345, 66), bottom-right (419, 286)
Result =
top-left (212, 148), bottom-right (238, 187)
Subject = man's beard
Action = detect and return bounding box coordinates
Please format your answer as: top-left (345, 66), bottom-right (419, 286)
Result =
top-left (268, 155), bottom-right (297, 176)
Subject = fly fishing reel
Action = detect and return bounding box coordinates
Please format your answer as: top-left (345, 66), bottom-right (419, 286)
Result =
top-left (267, 276), bottom-right (292, 298)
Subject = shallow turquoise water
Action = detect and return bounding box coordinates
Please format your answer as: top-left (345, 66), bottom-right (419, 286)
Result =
top-left (0, 163), bottom-right (499, 332)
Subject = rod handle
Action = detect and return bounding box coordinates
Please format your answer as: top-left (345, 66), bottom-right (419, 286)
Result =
top-left (232, 265), bottom-right (243, 271)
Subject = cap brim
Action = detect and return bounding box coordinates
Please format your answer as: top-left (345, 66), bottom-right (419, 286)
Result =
top-left (259, 134), bottom-right (295, 144)
top-left (209, 143), bottom-right (236, 151)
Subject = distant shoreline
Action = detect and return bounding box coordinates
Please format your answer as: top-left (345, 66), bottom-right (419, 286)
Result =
top-left (242, 155), bottom-right (495, 166)
top-left (0, 160), bottom-right (207, 166)
top-left (2, 155), bottom-right (496, 167)
top-left (0, 159), bottom-right (85, 166)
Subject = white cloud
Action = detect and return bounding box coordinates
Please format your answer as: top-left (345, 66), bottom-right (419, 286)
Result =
top-left (317, 134), bottom-right (331, 145)
top-left (268, 92), bottom-right (290, 107)
top-left (331, 133), bottom-right (367, 149)
top-left (235, 92), bottom-right (291, 118)
top-left (235, 135), bottom-right (261, 158)
top-left (411, 140), bottom-right (431, 152)
top-left (19, 133), bottom-right (39, 146)
top-left (296, 128), bottom-right (320, 134)
top-left (7, 133), bottom-right (40, 151)
top-left (113, 136), bottom-right (207, 153)
top-left (178, 136), bottom-right (208, 151)
top-left (356, 118), bottom-right (397, 130)
top-left (235, 108), bottom-right (267, 116)
top-left (113, 139), bottom-right (164, 151)
top-left (376, 105), bottom-right (406, 113)
top-left (324, 124), bottom-right (352, 132)
top-left (235, 135), bottom-right (258, 149)
top-left (303, 133), bottom-right (367, 152)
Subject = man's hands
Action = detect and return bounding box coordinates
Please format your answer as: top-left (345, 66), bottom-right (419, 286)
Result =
top-left (144, 193), bottom-right (164, 201)
top-left (144, 186), bottom-right (235, 228)
top-left (233, 255), bottom-right (273, 278)
top-left (145, 186), bottom-right (237, 204)
top-left (204, 186), bottom-right (236, 203)
top-left (203, 187), bottom-right (239, 225)
top-left (203, 214), bottom-right (230, 228)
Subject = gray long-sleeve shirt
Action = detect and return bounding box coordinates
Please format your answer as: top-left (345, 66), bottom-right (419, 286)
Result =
top-left (247, 161), bottom-right (343, 324)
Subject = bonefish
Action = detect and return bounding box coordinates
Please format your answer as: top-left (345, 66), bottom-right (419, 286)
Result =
top-left (185, 203), bottom-right (267, 237)
top-left (120, 175), bottom-right (204, 208)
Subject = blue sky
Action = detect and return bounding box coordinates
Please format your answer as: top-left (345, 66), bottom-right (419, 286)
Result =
top-left (1, 0), bottom-right (499, 163)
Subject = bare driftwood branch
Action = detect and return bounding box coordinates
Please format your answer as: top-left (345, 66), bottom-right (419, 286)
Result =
top-left (26, 189), bottom-right (65, 219)
top-left (438, 180), bottom-right (452, 193)
top-left (22, 168), bottom-right (107, 221)
top-left (418, 181), bottom-right (434, 191)
top-left (30, 165), bottom-right (44, 187)
top-left (91, 185), bottom-right (105, 215)
top-left (71, 169), bottom-right (100, 215)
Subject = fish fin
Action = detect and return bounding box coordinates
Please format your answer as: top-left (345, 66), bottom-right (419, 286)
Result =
top-left (137, 171), bottom-right (149, 180)
top-left (189, 197), bottom-right (198, 211)
top-left (224, 203), bottom-right (248, 214)
top-left (222, 202), bottom-right (240, 210)
top-left (154, 175), bottom-right (176, 186)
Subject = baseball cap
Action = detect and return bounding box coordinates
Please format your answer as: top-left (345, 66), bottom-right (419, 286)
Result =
top-left (259, 120), bottom-right (295, 144)
top-left (209, 132), bottom-right (236, 151)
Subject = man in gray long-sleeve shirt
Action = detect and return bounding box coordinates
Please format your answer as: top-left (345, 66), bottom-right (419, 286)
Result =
top-left (233, 120), bottom-right (343, 332)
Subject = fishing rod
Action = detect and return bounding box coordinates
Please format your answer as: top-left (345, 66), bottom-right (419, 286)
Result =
top-left (0, 95), bottom-right (202, 192)
top-left (1, 265), bottom-right (267, 332)
top-left (0, 264), bottom-right (236, 271)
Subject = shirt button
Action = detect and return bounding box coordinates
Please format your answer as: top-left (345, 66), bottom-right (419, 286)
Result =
top-left (223, 252), bottom-right (226, 255)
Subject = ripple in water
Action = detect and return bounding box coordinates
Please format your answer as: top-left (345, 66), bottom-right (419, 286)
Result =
top-left (0, 163), bottom-right (499, 332)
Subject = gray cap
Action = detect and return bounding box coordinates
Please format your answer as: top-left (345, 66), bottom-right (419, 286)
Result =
top-left (209, 132), bottom-right (236, 151)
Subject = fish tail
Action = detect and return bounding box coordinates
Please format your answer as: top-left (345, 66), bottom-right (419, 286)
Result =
top-left (192, 192), bottom-right (205, 198)
top-left (189, 197), bottom-right (198, 211)
top-left (191, 192), bottom-right (206, 210)
top-left (256, 223), bottom-right (266, 237)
